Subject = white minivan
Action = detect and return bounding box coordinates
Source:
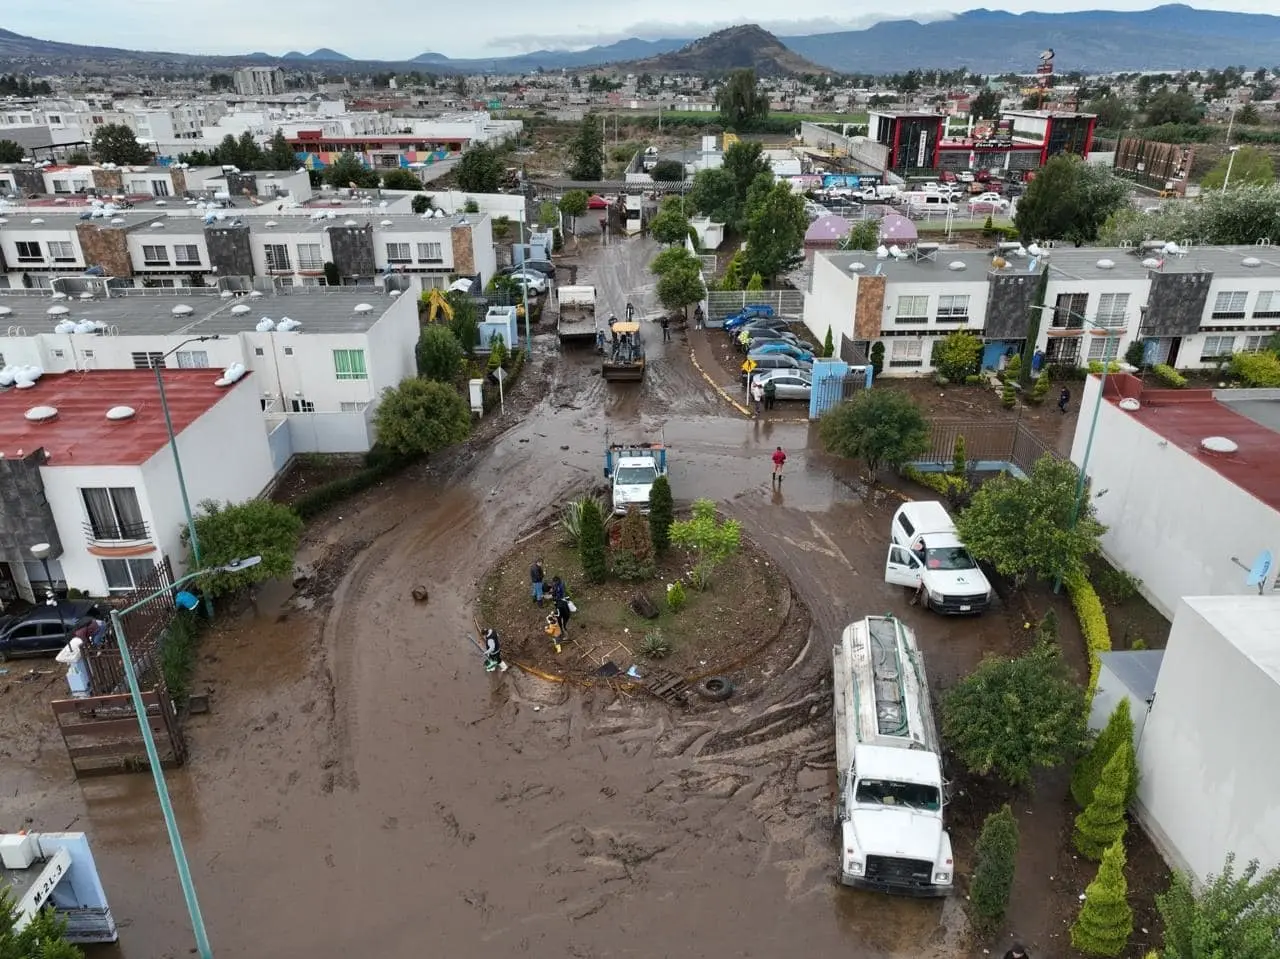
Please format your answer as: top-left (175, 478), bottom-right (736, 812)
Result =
top-left (885, 500), bottom-right (993, 614)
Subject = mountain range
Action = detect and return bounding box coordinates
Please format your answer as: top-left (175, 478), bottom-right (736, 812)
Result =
top-left (4, 6), bottom-right (1280, 75)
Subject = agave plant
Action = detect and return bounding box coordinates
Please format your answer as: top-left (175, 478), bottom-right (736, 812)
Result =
top-left (639, 628), bottom-right (672, 660)
top-left (560, 494), bottom-right (614, 545)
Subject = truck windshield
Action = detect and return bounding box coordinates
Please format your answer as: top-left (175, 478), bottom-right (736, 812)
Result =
top-left (616, 466), bottom-right (657, 486)
top-left (924, 547), bottom-right (977, 571)
top-left (855, 778), bottom-right (941, 811)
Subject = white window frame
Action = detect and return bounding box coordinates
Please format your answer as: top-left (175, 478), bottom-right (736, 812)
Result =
top-left (173, 244), bottom-right (200, 266)
top-left (264, 244), bottom-right (291, 272)
top-left (889, 336), bottom-right (925, 367)
top-left (333, 349), bottom-right (368, 381)
top-left (296, 243), bottom-right (323, 271)
top-left (1251, 291), bottom-right (1280, 319)
top-left (131, 351), bottom-right (163, 369)
top-left (290, 397), bottom-right (316, 413)
top-left (1211, 290), bottom-right (1248, 319)
top-left (1242, 334), bottom-right (1271, 352)
top-left (1094, 293), bottom-right (1129, 329)
top-left (175, 350), bottom-right (209, 368)
top-left (100, 557), bottom-right (158, 593)
top-left (151, 180), bottom-right (170, 197)
top-left (339, 401), bottom-right (370, 413)
top-left (141, 244), bottom-right (169, 266)
top-left (14, 241), bottom-right (41, 262)
top-left (1087, 336), bottom-right (1121, 362)
top-left (386, 242), bottom-right (412, 264)
top-left (895, 295), bottom-right (929, 324)
top-left (416, 241), bottom-right (443, 262)
top-left (1200, 335), bottom-right (1236, 360)
top-left (47, 240), bottom-right (75, 262)
top-left (935, 294), bottom-right (970, 320)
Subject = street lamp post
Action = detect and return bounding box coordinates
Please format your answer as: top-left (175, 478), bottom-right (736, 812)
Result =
top-left (154, 335), bottom-right (222, 617)
top-left (30, 542), bottom-right (60, 624)
top-left (1222, 145), bottom-right (1241, 193)
top-left (111, 555), bottom-right (262, 959)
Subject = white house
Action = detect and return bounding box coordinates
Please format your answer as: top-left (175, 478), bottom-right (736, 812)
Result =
top-left (1125, 595), bottom-right (1280, 882)
top-left (0, 368), bottom-right (275, 601)
top-left (1069, 373), bottom-right (1280, 618)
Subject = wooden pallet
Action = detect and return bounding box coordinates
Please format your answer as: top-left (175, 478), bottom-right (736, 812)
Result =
top-left (641, 667), bottom-right (689, 707)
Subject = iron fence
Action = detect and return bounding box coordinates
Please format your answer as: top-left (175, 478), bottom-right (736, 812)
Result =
top-left (705, 290), bottom-right (804, 323)
top-left (85, 557), bottom-right (179, 696)
top-left (921, 419), bottom-right (1061, 473)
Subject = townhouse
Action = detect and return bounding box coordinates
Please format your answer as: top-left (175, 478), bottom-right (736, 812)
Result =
top-left (802, 243), bottom-right (1280, 375)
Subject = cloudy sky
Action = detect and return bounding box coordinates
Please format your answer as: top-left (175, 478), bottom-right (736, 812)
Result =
top-left (9, 0), bottom-right (1277, 59)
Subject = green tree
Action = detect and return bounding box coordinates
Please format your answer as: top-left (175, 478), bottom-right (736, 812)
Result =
top-left (969, 88), bottom-right (1001, 119)
top-left (648, 474), bottom-right (674, 554)
top-left (411, 194), bottom-right (432, 215)
top-left (236, 130), bottom-right (264, 169)
top-left (558, 188), bottom-right (589, 234)
top-left (971, 805), bottom-right (1020, 931)
top-left (578, 496), bottom-right (608, 584)
top-left (0, 139), bottom-right (25, 163)
top-left (266, 128), bottom-right (297, 170)
top-left (210, 72), bottom-right (234, 91)
top-left (1236, 102), bottom-right (1261, 125)
top-left (91, 122), bottom-right (151, 164)
top-left (933, 331), bottom-right (983, 382)
top-left (1158, 854), bottom-right (1280, 959)
top-left (870, 341), bottom-right (885, 377)
top-left (1230, 350), bottom-right (1280, 386)
top-left (650, 197), bottom-right (692, 245)
top-left (954, 453), bottom-right (1108, 588)
top-left (952, 434), bottom-right (967, 475)
top-left (656, 264), bottom-right (705, 318)
top-left (669, 499), bottom-right (742, 590)
top-left (819, 389), bottom-right (930, 476)
top-left (718, 251), bottom-right (745, 290)
top-left (372, 378), bottom-right (471, 458)
top-left (323, 152), bottom-right (379, 188)
top-left (1071, 840), bottom-right (1134, 957)
top-left (941, 641), bottom-right (1089, 787)
top-left (0, 888), bottom-right (83, 958)
top-left (455, 143), bottom-right (502, 193)
top-left (844, 219), bottom-right (879, 251)
top-left (716, 68), bottom-right (769, 129)
top-left (1145, 88), bottom-right (1201, 125)
top-left (687, 167), bottom-right (738, 228)
top-left (212, 133), bottom-right (240, 166)
top-left (537, 200), bottom-right (560, 229)
top-left (382, 168), bottom-right (423, 190)
top-left (721, 140), bottom-right (773, 229)
top-left (651, 159), bottom-right (684, 181)
top-left (651, 245), bottom-right (701, 277)
top-left (1088, 94), bottom-right (1133, 130)
top-left (613, 505), bottom-right (655, 581)
top-left (1202, 146), bottom-right (1275, 191)
top-left (1015, 155), bottom-right (1129, 244)
top-left (1073, 746), bottom-right (1133, 860)
top-left (416, 325), bottom-right (464, 382)
top-left (743, 180), bottom-right (806, 281)
top-left (1073, 698), bottom-right (1137, 808)
top-left (190, 499), bottom-right (303, 597)
top-left (568, 115), bottom-right (604, 181)
top-left (445, 291), bottom-right (479, 355)
top-left (823, 326), bottom-right (835, 358)
top-left (745, 271), bottom-right (765, 292)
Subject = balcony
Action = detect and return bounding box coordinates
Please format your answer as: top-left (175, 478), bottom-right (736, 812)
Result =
top-left (83, 519), bottom-right (154, 557)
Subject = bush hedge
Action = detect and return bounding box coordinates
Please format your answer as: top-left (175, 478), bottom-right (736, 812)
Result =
top-left (1150, 364), bottom-right (1187, 388)
top-left (1066, 571), bottom-right (1112, 700)
top-left (900, 465), bottom-right (969, 506)
top-left (481, 347), bottom-right (526, 412)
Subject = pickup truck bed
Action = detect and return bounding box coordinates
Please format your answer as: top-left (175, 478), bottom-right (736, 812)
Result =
top-left (558, 310), bottom-right (598, 344)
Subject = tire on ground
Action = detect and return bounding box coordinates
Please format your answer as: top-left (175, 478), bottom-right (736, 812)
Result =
top-left (698, 676), bottom-right (734, 702)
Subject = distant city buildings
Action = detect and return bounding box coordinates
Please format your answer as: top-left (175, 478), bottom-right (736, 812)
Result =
top-left (233, 66), bottom-right (286, 98)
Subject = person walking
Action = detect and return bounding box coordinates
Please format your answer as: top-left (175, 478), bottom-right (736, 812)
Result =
top-left (482, 627), bottom-right (509, 673)
top-left (693, 304), bottom-right (704, 330)
top-left (763, 376), bottom-right (777, 411)
top-left (530, 558), bottom-right (545, 606)
top-left (660, 315), bottom-right (671, 342)
top-left (626, 301), bottom-right (635, 321)
top-left (751, 379), bottom-right (764, 417)
top-left (771, 446), bottom-right (786, 484)
top-left (550, 575), bottom-right (566, 604)
top-left (1058, 386), bottom-right (1071, 414)
top-left (554, 595), bottom-right (573, 640)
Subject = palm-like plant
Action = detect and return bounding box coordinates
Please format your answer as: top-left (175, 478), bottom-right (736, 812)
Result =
top-left (421, 288), bottom-right (455, 325)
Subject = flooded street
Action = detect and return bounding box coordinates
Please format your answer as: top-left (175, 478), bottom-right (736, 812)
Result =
top-left (0, 236), bottom-right (1031, 959)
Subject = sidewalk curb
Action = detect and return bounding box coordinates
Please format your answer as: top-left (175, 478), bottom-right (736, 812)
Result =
top-left (688, 347), bottom-right (752, 417)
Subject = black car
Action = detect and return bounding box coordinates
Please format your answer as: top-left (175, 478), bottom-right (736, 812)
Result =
top-left (502, 259), bottom-right (556, 279)
top-left (0, 601), bottom-right (106, 659)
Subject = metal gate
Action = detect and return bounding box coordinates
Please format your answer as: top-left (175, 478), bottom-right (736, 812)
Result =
top-left (810, 359), bottom-right (870, 418)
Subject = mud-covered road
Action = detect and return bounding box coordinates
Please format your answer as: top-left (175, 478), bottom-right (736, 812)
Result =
top-left (1, 237), bottom-right (1026, 959)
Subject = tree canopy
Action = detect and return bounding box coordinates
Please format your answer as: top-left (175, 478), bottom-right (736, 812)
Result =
top-left (322, 152), bottom-right (380, 189)
top-left (656, 264), bottom-right (705, 317)
top-left (716, 69), bottom-right (770, 130)
top-left (0, 889), bottom-right (82, 959)
top-left (558, 188), bottom-right (589, 233)
top-left (955, 453), bottom-right (1107, 588)
top-left (568, 115), bottom-right (604, 181)
top-left (381, 168), bottom-right (423, 191)
top-left (819, 389), bottom-right (929, 476)
top-left (373, 378), bottom-right (471, 458)
top-left (742, 179), bottom-right (806, 281)
top-left (0, 139), bottom-right (25, 163)
top-left (455, 144), bottom-right (502, 193)
top-left (1144, 88), bottom-right (1201, 126)
top-left (649, 197), bottom-right (692, 246)
top-left (91, 123), bottom-right (151, 165)
top-left (651, 159), bottom-right (685, 182)
top-left (1014, 155), bottom-right (1129, 245)
top-left (687, 140), bottom-right (772, 232)
top-left (969, 89), bottom-right (1000, 120)
top-left (1103, 182), bottom-right (1280, 245)
top-left (1157, 854), bottom-right (1280, 959)
top-left (190, 499), bottom-right (304, 597)
top-left (416, 325), bottom-right (464, 382)
top-left (1202, 146), bottom-right (1275, 191)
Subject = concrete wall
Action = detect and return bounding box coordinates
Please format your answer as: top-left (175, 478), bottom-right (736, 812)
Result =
top-left (802, 253), bottom-right (858, 344)
top-left (800, 122), bottom-right (888, 173)
top-left (985, 271), bottom-right (1042, 339)
top-left (1134, 596), bottom-right (1280, 881)
top-left (1146, 271), bottom-right (1212, 336)
top-left (0, 227), bottom-right (84, 271)
top-left (266, 417), bottom-right (293, 473)
top-left (39, 462), bottom-right (150, 595)
top-left (285, 410), bottom-right (373, 453)
top-left (204, 224), bottom-right (255, 277)
top-left (362, 289), bottom-right (419, 398)
top-left (1071, 374), bottom-right (1280, 617)
top-left (423, 190), bottom-right (527, 224)
top-left (0, 452), bottom-right (62, 564)
top-left (326, 225), bottom-right (376, 280)
top-left (75, 223), bottom-right (133, 277)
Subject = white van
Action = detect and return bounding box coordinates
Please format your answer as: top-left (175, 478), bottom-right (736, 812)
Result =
top-left (885, 500), bottom-right (993, 614)
top-left (901, 192), bottom-right (959, 211)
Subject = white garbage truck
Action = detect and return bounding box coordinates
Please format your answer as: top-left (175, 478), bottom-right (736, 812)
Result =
top-left (832, 614), bottom-right (954, 896)
top-left (602, 431), bottom-right (668, 516)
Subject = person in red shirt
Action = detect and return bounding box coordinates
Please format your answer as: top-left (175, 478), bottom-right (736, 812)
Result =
top-left (771, 446), bottom-right (786, 484)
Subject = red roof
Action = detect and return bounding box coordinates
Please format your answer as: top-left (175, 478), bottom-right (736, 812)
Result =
top-left (1105, 373), bottom-right (1280, 513)
top-left (0, 369), bottom-right (248, 467)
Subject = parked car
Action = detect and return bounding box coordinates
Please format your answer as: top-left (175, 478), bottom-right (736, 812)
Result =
top-left (0, 601), bottom-right (107, 659)
top-left (509, 273), bottom-right (548, 294)
top-left (739, 325), bottom-right (799, 342)
top-left (753, 369), bottom-right (812, 400)
top-left (752, 341), bottom-right (815, 362)
top-left (747, 333), bottom-right (816, 354)
top-left (968, 192), bottom-right (1011, 213)
top-left (956, 171), bottom-right (975, 183)
top-left (939, 170), bottom-right (958, 184)
top-left (721, 306), bottom-right (779, 330)
top-left (744, 353), bottom-right (812, 381)
top-left (503, 259), bottom-right (555, 279)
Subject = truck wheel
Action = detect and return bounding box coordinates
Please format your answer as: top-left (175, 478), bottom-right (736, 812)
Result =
top-left (698, 676), bottom-right (733, 702)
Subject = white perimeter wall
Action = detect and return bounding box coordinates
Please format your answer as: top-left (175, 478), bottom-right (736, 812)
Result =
top-left (803, 253), bottom-right (858, 345)
top-left (1135, 595), bottom-right (1280, 881)
top-left (1071, 375), bottom-right (1280, 618)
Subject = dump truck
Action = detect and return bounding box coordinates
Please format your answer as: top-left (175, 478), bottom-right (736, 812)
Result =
top-left (602, 318), bottom-right (645, 381)
top-left (557, 285), bottom-right (599, 347)
top-left (603, 431), bottom-right (668, 515)
top-left (832, 615), bottom-right (954, 897)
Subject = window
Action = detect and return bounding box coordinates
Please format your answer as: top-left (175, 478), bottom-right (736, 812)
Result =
top-left (290, 398), bottom-right (316, 413)
top-left (1252, 291), bottom-right (1280, 319)
top-left (131, 351), bottom-right (163, 369)
top-left (176, 350), bottom-right (209, 368)
top-left (1045, 337), bottom-right (1080, 365)
top-left (895, 295), bottom-right (929, 324)
top-left (254, 346), bottom-right (265, 356)
top-left (1200, 335), bottom-right (1236, 360)
top-left (15, 241), bottom-right (41, 262)
top-left (52, 349), bottom-right (65, 358)
top-left (1210, 290), bottom-right (1248, 320)
top-left (1052, 292), bottom-right (1088, 328)
top-left (173, 244), bottom-right (200, 265)
top-left (386, 242), bottom-right (411, 263)
top-left (935, 294), bottom-right (969, 321)
top-left (141, 244), bottom-right (169, 266)
top-left (101, 558), bottom-right (159, 593)
top-left (340, 401), bottom-right (369, 413)
top-left (264, 244), bottom-right (291, 272)
top-left (1087, 336), bottom-right (1121, 361)
top-left (82, 487), bottom-right (147, 541)
top-left (1095, 293), bottom-right (1129, 328)
top-left (417, 241), bottom-right (443, 262)
top-left (333, 349), bottom-right (368, 380)
top-left (283, 346), bottom-right (294, 356)
top-left (52, 178), bottom-right (70, 193)
top-left (296, 243), bottom-right (323, 271)
top-left (47, 241), bottom-right (75, 262)
top-left (889, 337), bottom-right (924, 367)
top-left (151, 180), bottom-right (170, 197)
top-left (1243, 334), bottom-right (1272, 352)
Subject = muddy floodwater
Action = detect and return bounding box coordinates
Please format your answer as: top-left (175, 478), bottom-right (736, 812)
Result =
top-left (1, 237), bottom-right (1026, 959)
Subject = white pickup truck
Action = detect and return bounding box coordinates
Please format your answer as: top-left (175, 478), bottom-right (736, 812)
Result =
top-left (833, 615), bottom-right (954, 896)
top-left (602, 434), bottom-right (668, 515)
top-left (884, 500), bottom-right (993, 614)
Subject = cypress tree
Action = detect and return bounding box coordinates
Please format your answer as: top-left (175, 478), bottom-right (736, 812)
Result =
top-left (578, 497), bottom-right (608, 584)
top-left (1072, 698), bottom-right (1136, 808)
top-left (971, 804), bottom-right (1020, 931)
top-left (1073, 744), bottom-right (1132, 860)
top-left (648, 475), bottom-right (674, 555)
top-left (1071, 839), bottom-right (1134, 957)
